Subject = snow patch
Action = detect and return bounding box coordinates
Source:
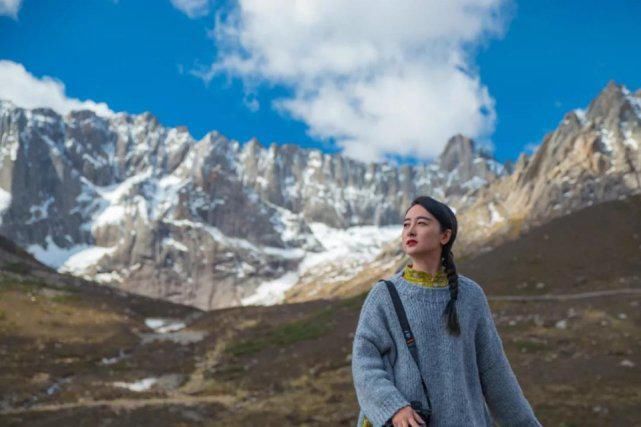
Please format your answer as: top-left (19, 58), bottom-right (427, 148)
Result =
top-left (241, 271), bottom-right (300, 306)
top-left (462, 176), bottom-right (486, 192)
top-left (93, 271), bottom-right (124, 284)
top-left (145, 318), bottom-right (186, 333)
top-left (486, 159), bottom-right (506, 176)
top-left (488, 202), bottom-right (503, 225)
top-left (622, 129), bottom-right (638, 150)
top-left (139, 329), bottom-right (206, 345)
top-left (0, 134), bottom-right (19, 162)
top-left (94, 169), bottom-right (153, 203)
top-left (0, 187), bottom-right (11, 225)
top-left (112, 378), bottom-right (157, 392)
top-left (599, 128), bottom-right (615, 153)
top-left (101, 349), bottom-right (127, 365)
top-left (78, 169), bottom-right (154, 234)
top-left (26, 235), bottom-right (116, 275)
top-left (26, 237), bottom-right (90, 269)
top-left (150, 174), bottom-right (190, 219)
top-left (168, 218), bottom-right (305, 263)
top-left (93, 204), bottom-right (126, 228)
top-left (626, 92), bottom-right (641, 119)
top-left (59, 245), bottom-right (117, 276)
top-left (162, 237), bottom-right (188, 252)
top-left (268, 203), bottom-right (305, 243)
top-left (573, 108), bottom-right (587, 125)
top-left (26, 196), bottom-right (55, 225)
top-left (241, 223), bottom-right (400, 306)
top-left (300, 223), bottom-right (399, 271)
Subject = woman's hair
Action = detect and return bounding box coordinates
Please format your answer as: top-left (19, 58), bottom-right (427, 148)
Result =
top-left (405, 196), bottom-right (461, 336)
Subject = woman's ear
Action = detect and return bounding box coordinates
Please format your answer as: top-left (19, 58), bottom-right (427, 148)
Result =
top-left (440, 229), bottom-right (452, 245)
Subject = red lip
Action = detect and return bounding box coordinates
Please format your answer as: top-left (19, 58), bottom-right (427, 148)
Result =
top-left (406, 240), bottom-right (417, 245)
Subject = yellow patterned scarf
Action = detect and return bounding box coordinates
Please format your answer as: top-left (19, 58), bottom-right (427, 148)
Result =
top-left (402, 263), bottom-right (449, 288)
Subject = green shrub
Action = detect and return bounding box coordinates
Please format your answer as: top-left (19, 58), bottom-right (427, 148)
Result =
top-left (226, 306), bottom-right (336, 357)
top-left (50, 294), bottom-right (81, 304)
top-left (2, 262), bottom-right (31, 275)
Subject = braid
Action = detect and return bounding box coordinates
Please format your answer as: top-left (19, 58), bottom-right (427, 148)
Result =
top-left (441, 248), bottom-right (461, 336)
top-left (405, 195), bottom-right (460, 335)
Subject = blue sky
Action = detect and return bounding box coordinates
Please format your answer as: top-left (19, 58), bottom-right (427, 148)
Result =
top-left (1, 0), bottom-right (640, 165)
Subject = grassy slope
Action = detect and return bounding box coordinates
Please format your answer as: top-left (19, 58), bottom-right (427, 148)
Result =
top-left (2, 195), bottom-right (641, 426)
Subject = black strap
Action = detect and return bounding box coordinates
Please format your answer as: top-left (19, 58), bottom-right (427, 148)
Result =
top-left (382, 280), bottom-right (432, 411)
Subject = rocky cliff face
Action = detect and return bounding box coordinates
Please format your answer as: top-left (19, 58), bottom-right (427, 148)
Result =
top-left (452, 82), bottom-right (641, 255)
top-left (1, 82), bottom-right (638, 308)
top-left (282, 82), bottom-right (641, 302)
top-left (0, 99), bottom-right (504, 309)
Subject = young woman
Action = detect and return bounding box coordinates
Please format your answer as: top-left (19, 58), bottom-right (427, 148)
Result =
top-left (352, 196), bottom-right (542, 427)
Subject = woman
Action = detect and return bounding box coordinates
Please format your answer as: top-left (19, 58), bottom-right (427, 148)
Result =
top-left (352, 196), bottom-right (542, 427)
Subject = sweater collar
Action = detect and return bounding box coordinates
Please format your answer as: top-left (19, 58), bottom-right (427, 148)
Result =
top-left (402, 263), bottom-right (449, 288)
top-left (388, 270), bottom-right (451, 300)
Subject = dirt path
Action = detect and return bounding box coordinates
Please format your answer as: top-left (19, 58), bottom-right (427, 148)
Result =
top-left (489, 287), bottom-right (641, 301)
top-left (3, 287), bottom-right (640, 417)
top-left (0, 394), bottom-right (236, 415)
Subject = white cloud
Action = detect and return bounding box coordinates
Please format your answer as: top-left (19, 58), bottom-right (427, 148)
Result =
top-left (208, 0), bottom-right (511, 162)
top-left (170, 0), bottom-right (210, 18)
top-left (243, 93), bottom-right (260, 112)
top-left (0, 60), bottom-right (115, 117)
top-left (0, 0), bottom-right (22, 19)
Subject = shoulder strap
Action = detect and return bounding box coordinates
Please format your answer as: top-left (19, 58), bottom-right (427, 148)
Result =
top-left (382, 280), bottom-right (432, 410)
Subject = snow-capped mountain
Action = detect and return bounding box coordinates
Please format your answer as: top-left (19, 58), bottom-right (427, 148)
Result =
top-left (280, 82), bottom-right (641, 303)
top-left (1, 81), bottom-right (638, 308)
top-left (0, 99), bottom-right (504, 309)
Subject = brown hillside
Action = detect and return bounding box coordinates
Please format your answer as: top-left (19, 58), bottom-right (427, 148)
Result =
top-left (2, 195), bottom-right (641, 426)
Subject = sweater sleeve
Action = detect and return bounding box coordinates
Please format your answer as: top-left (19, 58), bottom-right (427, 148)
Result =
top-left (352, 283), bottom-right (409, 426)
top-left (475, 287), bottom-right (542, 427)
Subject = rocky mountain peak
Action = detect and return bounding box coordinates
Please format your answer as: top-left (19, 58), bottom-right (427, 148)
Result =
top-left (438, 133), bottom-right (496, 169)
top-left (480, 80), bottom-right (641, 247)
top-left (139, 111), bottom-right (159, 126)
top-left (2, 81), bottom-right (639, 310)
top-left (245, 137), bottom-right (263, 150)
top-left (438, 134), bottom-right (476, 172)
top-left (585, 80), bottom-right (627, 122)
top-left (434, 134), bottom-right (503, 194)
top-left (202, 130), bottom-right (222, 141)
top-left (31, 106), bottom-right (61, 121)
top-left (0, 98), bottom-right (510, 308)
top-left (67, 109), bottom-right (100, 122)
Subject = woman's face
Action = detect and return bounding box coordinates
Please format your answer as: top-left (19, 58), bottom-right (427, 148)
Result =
top-left (402, 204), bottom-right (452, 259)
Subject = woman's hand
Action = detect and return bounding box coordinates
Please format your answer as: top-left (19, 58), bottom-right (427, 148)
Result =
top-left (391, 405), bottom-right (426, 426)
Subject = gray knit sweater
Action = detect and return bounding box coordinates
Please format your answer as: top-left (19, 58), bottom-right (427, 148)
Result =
top-left (351, 271), bottom-right (542, 427)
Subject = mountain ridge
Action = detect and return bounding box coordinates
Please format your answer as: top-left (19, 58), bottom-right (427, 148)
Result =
top-left (0, 96), bottom-right (504, 308)
top-left (0, 81), bottom-right (639, 308)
